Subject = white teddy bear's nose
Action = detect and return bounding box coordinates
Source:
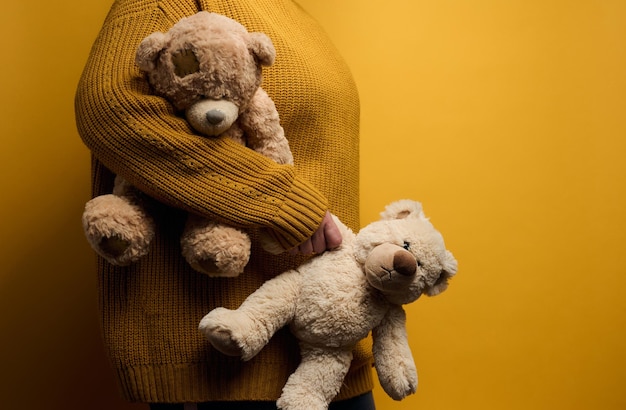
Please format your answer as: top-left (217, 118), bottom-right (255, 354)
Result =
top-left (393, 250), bottom-right (417, 276)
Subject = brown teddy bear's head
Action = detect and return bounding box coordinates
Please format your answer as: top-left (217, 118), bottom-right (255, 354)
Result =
top-left (135, 11), bottom-right (276, 136)
top-left (355, 200), bottom-right (458, 305)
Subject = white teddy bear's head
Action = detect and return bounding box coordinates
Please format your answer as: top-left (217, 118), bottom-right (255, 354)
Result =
top-left (355, 200), bottom-right (458, 305)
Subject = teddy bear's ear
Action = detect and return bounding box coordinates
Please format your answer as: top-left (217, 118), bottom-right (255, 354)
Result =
top-left (380, 200), bottom-right (425, 221)
top-left (425, 250), bottom-right (458, 297)
top-left (135, 32), bottom-right (167, 72)
top-left (443, 250), bottom-right (458, 277)
top-left (248, 32), bottom-right (276, 66)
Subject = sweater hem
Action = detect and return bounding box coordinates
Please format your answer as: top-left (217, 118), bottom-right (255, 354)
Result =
top-left (115, 360), bottom-right (374, 403)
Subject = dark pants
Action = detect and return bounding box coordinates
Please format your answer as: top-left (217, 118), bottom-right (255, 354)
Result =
top-left (149, 392), bottom-right (376, 410)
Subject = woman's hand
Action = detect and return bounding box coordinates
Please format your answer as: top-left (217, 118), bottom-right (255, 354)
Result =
top-left (289, 211), bottom-right (342, 255)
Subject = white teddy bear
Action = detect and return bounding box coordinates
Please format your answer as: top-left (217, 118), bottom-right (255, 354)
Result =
top-left (199, 200), bottom-right (458, 410)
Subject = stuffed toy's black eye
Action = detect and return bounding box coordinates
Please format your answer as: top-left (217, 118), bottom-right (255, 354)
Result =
top-left (403, 241), bottom-right (410, 250)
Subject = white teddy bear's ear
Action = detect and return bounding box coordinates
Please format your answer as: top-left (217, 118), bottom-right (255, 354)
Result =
top-left (443, 250), bottom-right (458, 277)
top-left (380, 200), bottom-right (425, 221)
top-left (135, 32), bottom-right (167, 72)
top-left (425, 250), bottom-right (458, 297)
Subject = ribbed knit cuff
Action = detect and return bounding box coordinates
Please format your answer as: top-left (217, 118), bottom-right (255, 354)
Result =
top-left (268, 176), bottom-right (328, 250)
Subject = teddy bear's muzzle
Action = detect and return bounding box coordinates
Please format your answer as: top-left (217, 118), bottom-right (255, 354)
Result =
top-left (185, 99), bottom-right (239, 136)
top-left (364, 243), bottom-right (418, 292)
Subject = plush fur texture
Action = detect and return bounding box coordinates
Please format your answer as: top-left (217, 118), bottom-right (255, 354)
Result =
top-left (81, 12), bottom-right (293, 276)
top-left (199, 200), bottom-right (458, 409)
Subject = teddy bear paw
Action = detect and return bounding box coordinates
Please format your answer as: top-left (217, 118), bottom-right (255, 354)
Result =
top-left (82, 194), bottom-right (155, 265)
top-left (181, 221), bottom-right (251, 277)
top-left (378, 365), bottom-right (418, 400)
top-left (98, 235), bottom-right (131, 258)
top-left (199, 308), bottom-right (247, 356)
top-left (199, 307), bottom-right (267, 361)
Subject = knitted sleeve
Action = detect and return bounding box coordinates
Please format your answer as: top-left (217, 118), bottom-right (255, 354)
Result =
top-left (74, 2), bottom-right (327, 250)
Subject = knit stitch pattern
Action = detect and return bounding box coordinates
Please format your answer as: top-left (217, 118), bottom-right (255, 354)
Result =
top-left (76, 0), bottom-right (370, 402)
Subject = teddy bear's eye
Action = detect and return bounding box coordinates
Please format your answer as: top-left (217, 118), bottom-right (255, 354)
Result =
top-left (402, 241), bottom-right (410, 250)
top-left (172, 48), bottom-right (200, 78)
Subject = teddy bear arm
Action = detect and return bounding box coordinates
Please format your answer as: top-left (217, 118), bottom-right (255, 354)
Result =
top-left (277, 343), bottom-right (353, 410)
top-left (239, 88), bottom-right (293, 165)
top-left (372, 305), bottom-right (417, 401)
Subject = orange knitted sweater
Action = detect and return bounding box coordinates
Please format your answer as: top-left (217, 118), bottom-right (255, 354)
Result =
top-left (75, 0), bottom-right (371, 403)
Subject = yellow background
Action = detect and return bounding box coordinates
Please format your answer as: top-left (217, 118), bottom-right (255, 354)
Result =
top-left (1, 1), bottom-right (624, 409)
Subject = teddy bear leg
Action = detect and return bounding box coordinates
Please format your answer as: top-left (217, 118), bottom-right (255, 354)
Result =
top-left (82, 194), bottom-right (155, 266)
top-left (372, 306), bottom-right (418, 400)
top-left (199, 306), bottom-right (282, 361)
top-left (180, 214), bottom-right (251, 277)
top-left (199, 272), bottom-right (301, 361)
top-left (277, 345), bottom-right (353, 410)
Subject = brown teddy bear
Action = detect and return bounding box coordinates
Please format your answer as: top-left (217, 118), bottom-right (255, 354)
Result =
top-left (199, 200), bottom-right (458, 409)
top-left (82, 12), bottom-right (293, 277)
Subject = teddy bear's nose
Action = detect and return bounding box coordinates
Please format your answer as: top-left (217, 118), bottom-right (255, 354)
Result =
top-left (205, 109), bottom-right (225, 125)
top-left (394, 250), bottom-right (417, 276)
